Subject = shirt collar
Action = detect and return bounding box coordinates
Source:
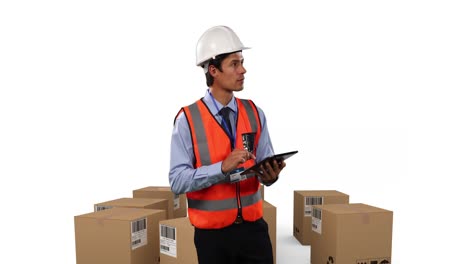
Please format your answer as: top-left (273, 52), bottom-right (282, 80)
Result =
top-left (203, 89), bottom-right (237, 115)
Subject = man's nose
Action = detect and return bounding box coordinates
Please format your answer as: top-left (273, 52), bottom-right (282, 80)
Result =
top-left (239, 64), bottom-right (247, 74)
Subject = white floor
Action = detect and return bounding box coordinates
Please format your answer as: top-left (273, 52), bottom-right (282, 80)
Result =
top-left (275, 224), bottom-right (310, 264)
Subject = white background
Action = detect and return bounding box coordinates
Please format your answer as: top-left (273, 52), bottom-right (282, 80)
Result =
top-left (1, 0), bottom-right (467, 263)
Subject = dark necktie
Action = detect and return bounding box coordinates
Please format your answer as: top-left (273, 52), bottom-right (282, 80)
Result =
top-left (219, 107), bottom-right (234, 147)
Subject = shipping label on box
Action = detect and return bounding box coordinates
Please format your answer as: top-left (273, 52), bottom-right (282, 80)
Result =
top-left (304, 196), bottom-right (323, 216)
top-left (160, 224), bottom-right (177, 257)
top-left (311, 207), bottom-right (322, 234)
top-left (131, 218), bottom-right (147, 250)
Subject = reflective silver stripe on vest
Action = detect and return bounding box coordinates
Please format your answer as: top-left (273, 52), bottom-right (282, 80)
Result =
top-left (188, 103), bottom-right (212, 166)
top-left (188, 188), bottom-right (262, 211)
top-left (240, 99), bottom-right (258, 133)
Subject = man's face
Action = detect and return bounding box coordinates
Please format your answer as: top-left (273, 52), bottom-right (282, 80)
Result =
top-left (213, 52), bottom-right (247, 92)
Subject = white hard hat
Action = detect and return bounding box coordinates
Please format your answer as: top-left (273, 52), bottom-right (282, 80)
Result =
top-left (196, 26), bottom-right (250, 67)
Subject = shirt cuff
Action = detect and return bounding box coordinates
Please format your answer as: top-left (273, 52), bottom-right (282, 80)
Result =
top-left (208, 162), bottom-right (227, 182)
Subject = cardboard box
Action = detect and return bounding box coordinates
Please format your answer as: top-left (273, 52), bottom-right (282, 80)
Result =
top-left (159, 217), bottom-right (196, 264)
top-left (294, 190), bottom-right (349, 245)
top-left (133, 186), bottom-right (187, 219)
top-left (310, 203), bottom-right (393, 264)
top-left (159, 200), bottom-right (276, 264)
top-left (75, 207), bottom-right (167, 264)
top-left (263, 200), bottom-right (277, 264)
top-left (95, 197), bottom-right (169, 218)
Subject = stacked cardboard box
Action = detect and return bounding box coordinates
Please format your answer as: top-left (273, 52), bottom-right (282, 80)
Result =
top-left (294, 191), bottom-right (393, 263)
top-left (133, 186), bottom-right (187, 219)
top-left (75, 207), bottom-right (166, 264)
top-left (75, 186), bottom-right (186, 264)
top-left (310, 203), bottom-right (392, 264)
top-left (293, 190), bottom-right (349, 245)
top-left (159, 200), bottom-right (277, 264)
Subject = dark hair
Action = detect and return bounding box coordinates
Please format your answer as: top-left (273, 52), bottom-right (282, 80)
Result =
top-left (204, 51), bottom-right (239, 87)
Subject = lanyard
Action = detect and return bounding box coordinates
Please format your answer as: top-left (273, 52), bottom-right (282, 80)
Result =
top-left (208, 90), bottom-right (237, 148)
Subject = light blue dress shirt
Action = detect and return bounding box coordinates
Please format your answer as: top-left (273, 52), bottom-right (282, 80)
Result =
top-left (169, 90), bottom-right (275, 195)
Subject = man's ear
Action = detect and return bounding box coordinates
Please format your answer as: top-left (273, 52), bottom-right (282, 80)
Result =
top-left (209, 65), bottom-right (218, 77)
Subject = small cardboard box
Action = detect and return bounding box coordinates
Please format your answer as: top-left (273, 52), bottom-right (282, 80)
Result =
top-left (159, 217), bottom-right (196, 264)
top-left (159, 200), bottom-right (276, 264)
top-left (133, 186), bottom-right (187, 219)
top-left (310, 203), bottom-right (393, 264)
top-left (75, 207), bottom-right (167, 264)
top-left (94, 197), bottom-right (169, 218)
top-left (294, 190), bottom-right (349, 245)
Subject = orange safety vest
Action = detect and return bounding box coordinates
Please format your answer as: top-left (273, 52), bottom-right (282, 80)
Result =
top-left (181, 98), bottom-right (263, 229)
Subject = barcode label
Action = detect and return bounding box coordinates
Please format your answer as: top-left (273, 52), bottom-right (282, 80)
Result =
top-left (161, 225), bottom-right (176, 239)
top-left (160, 224), bottom-right (177, 257)
top-left (160, 245), bottom-right (170, 251)
top-left (304, 196), bottom-right (323, 216)
top-left (131, 218), bottom-right (147, 250)
top-left (306, 197), bottom-right (323, 205)
top-left (132, 219), bottom-right (147, 233)
top-left (174, 194), bottom-right (180, 210)
top-left (94, 205), bottom-right (113, 212)
top-left (312, 208), bottom-right (322, 220)
top-left (312, 208), bottom-right (322, 234)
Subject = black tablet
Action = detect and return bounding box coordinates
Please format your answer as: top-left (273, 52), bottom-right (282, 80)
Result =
top-left (240, 150), bottom-right (298, 176)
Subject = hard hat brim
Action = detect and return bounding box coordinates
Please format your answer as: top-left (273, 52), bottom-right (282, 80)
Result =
top-left (196, 47), bottom-right (251, 67)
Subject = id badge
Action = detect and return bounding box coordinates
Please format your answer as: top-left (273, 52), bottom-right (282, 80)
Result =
top-left (228, 167), bottom-right (247, 183)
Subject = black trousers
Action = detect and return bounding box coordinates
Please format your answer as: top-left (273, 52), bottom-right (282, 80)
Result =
top-left (194, 218), bottom-right (273, 264)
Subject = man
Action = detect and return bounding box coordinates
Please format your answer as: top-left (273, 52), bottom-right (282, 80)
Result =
top-left (169, 25), bottom-right (285, 264)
